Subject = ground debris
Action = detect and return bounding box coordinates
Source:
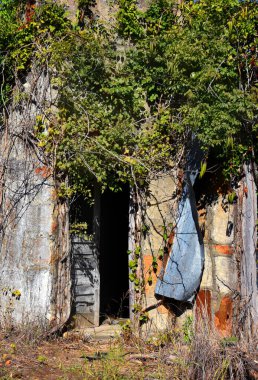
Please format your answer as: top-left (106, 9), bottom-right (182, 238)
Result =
top-left (0, 331), bottom-right (257, 379)
top-left (127, 353), bottom-right (158, 361)
top-left (80, 351), bottom-right (108, 361)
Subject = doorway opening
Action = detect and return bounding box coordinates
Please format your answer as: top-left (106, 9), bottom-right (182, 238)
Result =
top-left (99, 185), bottom-right (130, 323)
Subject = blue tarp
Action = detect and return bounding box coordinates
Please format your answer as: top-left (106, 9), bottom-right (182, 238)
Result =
top-left (155, 144), bottom-right (204, 303)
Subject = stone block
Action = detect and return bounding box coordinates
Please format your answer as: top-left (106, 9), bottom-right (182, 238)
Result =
top-left (215, 256), bottom-right (238, 295)
top-left (207, 198), bottom-right (234, 245)
top-left (148, 307), bottom-right (170, 330)
top-left (200, 248), bottom-right (213, 289)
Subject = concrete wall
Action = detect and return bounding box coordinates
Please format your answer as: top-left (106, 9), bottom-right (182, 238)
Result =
top-left (0, 68), bottom-right (71, 328)
top-left (195, 172), bottom-right (257, 337)
top-left (0, 150), bottom-right (54, 323)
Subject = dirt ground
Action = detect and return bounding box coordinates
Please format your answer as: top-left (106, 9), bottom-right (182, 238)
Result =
top-left (0, 329), bottom-right (257, 380)
top-left (0, 332), bottom-right (177, 380)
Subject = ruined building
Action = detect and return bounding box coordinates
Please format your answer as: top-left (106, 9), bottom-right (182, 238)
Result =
top-left (0, 0), bottom-right (257, 339)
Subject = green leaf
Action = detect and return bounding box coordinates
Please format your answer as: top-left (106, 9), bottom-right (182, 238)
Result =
top-left (199, 161), bottom-right (207, 179)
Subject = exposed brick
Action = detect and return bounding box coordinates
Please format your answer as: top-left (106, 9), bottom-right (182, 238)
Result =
top-left (143, 255), bottom-right (162, 295)
top-left (214, 296), bottom-right (233, 336)
top-left (212, 244), bottom-right (234, 255)
top-left (196, 289), bottom-right (212, 321)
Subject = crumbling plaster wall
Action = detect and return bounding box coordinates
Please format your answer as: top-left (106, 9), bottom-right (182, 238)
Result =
top-left (0, 146), bottom-right (54, 324)
top-left (0, 67), bottom-right (71, 327)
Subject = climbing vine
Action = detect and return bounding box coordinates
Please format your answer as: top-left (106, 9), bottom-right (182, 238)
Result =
top-left (1, 0), bottom-right (257, 197)
top-left (0, 0), bottom-right (257, 328)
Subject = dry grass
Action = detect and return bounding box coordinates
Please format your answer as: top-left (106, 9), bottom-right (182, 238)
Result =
top-left (0, 314), bottom-right (256, 379)
top-left (187, 322), bottom-right (246, 380)
top-left (0, 317), bottom-right (51, 346)
top-left (120, 314), bottom-right (256, 380)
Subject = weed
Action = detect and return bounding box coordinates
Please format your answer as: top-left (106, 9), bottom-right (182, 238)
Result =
top-left (37, 354), bottom-right (47, 364)
top-left (9, 343), bottom-right (16, 354)
top-left (121, 319), bottom-right (132, 342)
top-left (182, 315), bottom-right (193, 344)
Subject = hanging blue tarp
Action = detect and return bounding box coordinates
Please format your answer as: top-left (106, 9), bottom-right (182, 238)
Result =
top-left (155, 143), bottom-right (204, 303)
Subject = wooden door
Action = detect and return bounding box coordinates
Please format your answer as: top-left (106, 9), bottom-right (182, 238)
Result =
top-left (71, 192), bottom-right (100, 327)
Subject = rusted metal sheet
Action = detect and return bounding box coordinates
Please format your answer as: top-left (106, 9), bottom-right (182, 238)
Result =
top-left (155, 143), bottom-right (204, 302)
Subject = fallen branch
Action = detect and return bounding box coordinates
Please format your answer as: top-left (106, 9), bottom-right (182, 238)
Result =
top-left (141, 300), bottom-right (163, 313)
top-left (128, 353), bottom-right (158, 361)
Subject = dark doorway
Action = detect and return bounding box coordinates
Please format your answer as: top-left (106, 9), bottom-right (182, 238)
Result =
top-left (99, 185), bottom-right (130, 322)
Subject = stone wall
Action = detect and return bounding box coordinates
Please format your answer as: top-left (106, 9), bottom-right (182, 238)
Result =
top-left (141, 167), bottom-right (257, 337)
top-left (194, 169), bottom-right (257, 338)
top-left (140, 173), bottom-right (177, 329)
top-left (196, 195), bottom-right (238, 336)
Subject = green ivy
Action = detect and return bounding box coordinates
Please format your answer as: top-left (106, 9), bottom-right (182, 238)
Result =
top-left (1, 0), bottom-right (257, 195)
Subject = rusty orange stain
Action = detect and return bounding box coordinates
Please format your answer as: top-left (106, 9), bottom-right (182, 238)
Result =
top-left (145, 283), bottom-right (155, 295)
top-left (143, 255), bottom-right (162, 294)
top-left (35, 166), bottom-right (52, 178)
top-left (196, 289), bottom-right (212, 322)
top-left (25, 0), bottom-right (36, 23)
top-left (212, 245), bottom-right (234, 255)
top-left (143, 255), bottom-right (162, 273)
top-left (51, 221), bottom-right (58, 233)
top-left (214, 296), bottom-right (233, 336)
top-left (49, 253), bottom-right (59, 265)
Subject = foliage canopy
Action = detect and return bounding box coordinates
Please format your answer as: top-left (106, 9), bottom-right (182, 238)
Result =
top-left (0, 0), bottom-right (257, 197)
